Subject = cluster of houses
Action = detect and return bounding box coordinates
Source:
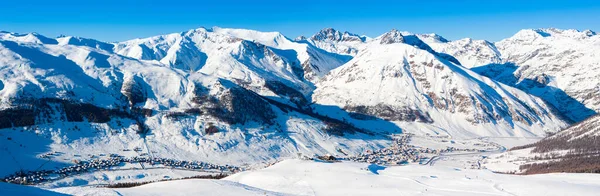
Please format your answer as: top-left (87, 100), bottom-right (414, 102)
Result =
top-left (1, 156), bottom-right (240, 185)
top-left (346, 134), bottom-right (488, 165)
top-left (346, 134), bottom-right (426, 165)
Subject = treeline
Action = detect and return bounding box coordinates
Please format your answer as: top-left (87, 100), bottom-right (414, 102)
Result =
top-left (188, 81), bottom-right (277, 125)
top-left (344, 104), bottom-right (433, 123)
top-left (105, 173), bottom-right (228, 188)
top-left (0, 98), bottom-right (131, 129)
top-left (510, 115), bottom-right (600, 153)
top-left (262, 95), bottom-right (372, 136)
top-left (520, 155), bottom-right (600, 174)
top-left (0, 98), bottom-right (154, 134)
top-left (508, 115), bottom-right (600, 175)
top-left (264, 80), bottom-right (309, 108)
top-left (510, 134), bottom-right (600, 153)
top-left (531, 135), bottom-right (599, 153)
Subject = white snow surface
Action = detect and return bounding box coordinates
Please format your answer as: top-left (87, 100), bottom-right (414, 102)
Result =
top-left (20, 159), bottom-right (594, 195)
top-left (226, 159), bottom-right (600, 196)
top-left (0, 182), bottom-right (67, 196)
top-left (54, 179), bottom-right (287, 196)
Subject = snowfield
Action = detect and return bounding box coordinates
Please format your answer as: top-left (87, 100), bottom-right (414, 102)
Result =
top-left (0, 182), bottom-right (67, 196)
top-left (227, 160), bottom-right (600, 196)
top-left (41, 159), bottom-right (600, 196)
top-left (53, 179), bottom-right (287, 196)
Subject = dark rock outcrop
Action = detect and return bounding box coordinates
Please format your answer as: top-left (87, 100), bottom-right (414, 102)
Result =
top-left (190, 80), bottom-right (277, 125)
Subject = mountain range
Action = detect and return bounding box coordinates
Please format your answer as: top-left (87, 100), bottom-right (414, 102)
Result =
top-left (0, 27), bottom-right (598, 176)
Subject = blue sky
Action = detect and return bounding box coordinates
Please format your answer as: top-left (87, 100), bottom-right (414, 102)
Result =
top-left (1, 0), bottom-right (599, 42)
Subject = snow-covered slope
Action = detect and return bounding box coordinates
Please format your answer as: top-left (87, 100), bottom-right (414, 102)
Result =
top-left (313, 37), bottom-right (568, 138)
top-left (53, 179), bottom-right (287, 196)
top-left (41, 159), bottom-right (600, 196)
top-left (474, 28), bottom-right (600, 121)
top-left (0, 182), bottom-right (67, 196)
top-left (227, 159), bottom-right (600, 196)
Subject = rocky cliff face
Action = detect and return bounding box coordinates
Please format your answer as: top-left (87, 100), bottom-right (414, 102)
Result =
top-left (309, 28), bottom-right (366, 43)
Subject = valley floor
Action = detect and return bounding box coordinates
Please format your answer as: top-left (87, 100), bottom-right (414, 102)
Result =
top-left (3, 136), bottom-right (598, 196)
top-left (41, 159), bottom-right (600, 196)
top-left (0, 134), bottom-right (600, 196)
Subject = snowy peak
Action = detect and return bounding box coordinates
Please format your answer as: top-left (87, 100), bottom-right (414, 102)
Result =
top-left (294, 35), bottom-right (307, 41)
top-left (377, 29), bottom-right (405, 44)
top-left (303, 28), bottom-right (366, 55)
top-left (509, 28), bottom-right (598, 40)
top-left (56, 36), bottom-right (114, 51)
top-left (416, 33), bottom-right (449, 43)
top-left (112, 26), bottom-right (352, 85)
top-left (210, 26), bottom-right (290, 47)
top-left (0, 32), bottom-right (58, 44)
top-left (309, 28), bottom-right (365, 42)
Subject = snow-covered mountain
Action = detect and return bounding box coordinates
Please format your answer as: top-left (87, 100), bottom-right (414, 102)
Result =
top-left (480, 28), bottom-right (600, 122)
top-left (313, 32), bottom-right (568, 138)
top-left (0, 26), bottom-right (593, 179)
top-left (113, 27), bottom-right (352, 84)
top-left (0, 28), bottom-right (385, 177)
top-left (406, 28), bottom-right (599, 122)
